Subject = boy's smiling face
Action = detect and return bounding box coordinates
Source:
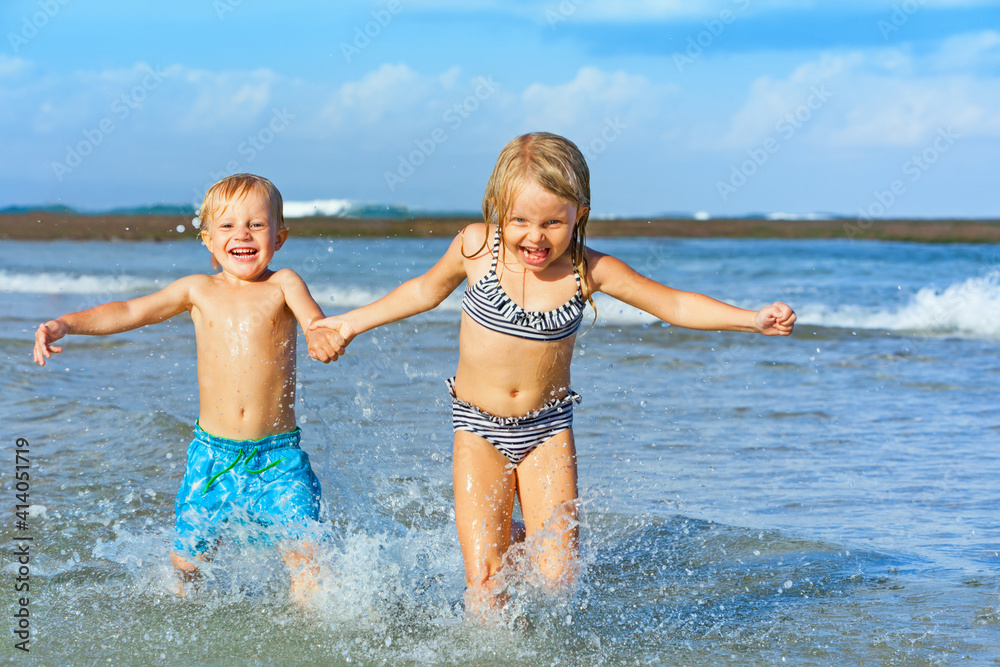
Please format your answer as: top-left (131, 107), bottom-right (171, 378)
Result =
top-left (201, 186), bottom-right (287, 282)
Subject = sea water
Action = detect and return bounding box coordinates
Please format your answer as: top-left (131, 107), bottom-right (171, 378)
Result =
top-left (1, 236), bottom-right (999, 665)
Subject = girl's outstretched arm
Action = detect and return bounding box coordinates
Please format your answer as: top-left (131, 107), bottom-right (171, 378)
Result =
top-left (589, 250), bottom-right (795, 335)
top-left (310, 230), bottom-right (470, 341)
top-left (33, 276), bottom-right (197, 366)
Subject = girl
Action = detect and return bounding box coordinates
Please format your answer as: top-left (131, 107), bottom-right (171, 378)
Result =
top-left (311, 132), bottom-right (795, 609)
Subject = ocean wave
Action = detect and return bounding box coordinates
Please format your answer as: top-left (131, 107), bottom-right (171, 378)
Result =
top-left (9, 268), bottom-right (999, 338)
top-left (0, 270), bottom-right (162, 294)
top-left (283, 199), bottom-right (354, 218)
top-left (797, 270), bottom-right (1000, 338)
top-left (283, 200), bottom-right (418, 219)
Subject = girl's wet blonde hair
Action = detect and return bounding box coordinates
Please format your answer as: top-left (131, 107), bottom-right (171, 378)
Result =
top-left (197, 173), bottom-right (284, 232)
top-left (477, 132), bottom-right (594, 306)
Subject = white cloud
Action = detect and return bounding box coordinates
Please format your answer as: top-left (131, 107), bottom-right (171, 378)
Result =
top-left (174, 67), bottom-right (276, 133)
top-left (521, 67), bottom-right (677, 130)
top-left (0, 55), bottom-right (28, 77)
top-left (713, 33), bottom-right (1000, 150)
top-left (321, 63), bottom-right (450, 127)
top-left (393, 0), bottom-right (1000, 23)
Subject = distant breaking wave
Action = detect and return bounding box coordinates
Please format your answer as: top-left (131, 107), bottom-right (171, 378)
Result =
top-left (5, 269), bottom-right (1000, 338)
top-left (0, 201), bottom-right (464, 219)
top-left (313, 272), bottom-right (1000, 339)
top-left (795, 269), bottom-right (1000, 338)
top-left (3, 203), bottom-right (855, 221)
top-left (0, 270), bottom-right (164, 294)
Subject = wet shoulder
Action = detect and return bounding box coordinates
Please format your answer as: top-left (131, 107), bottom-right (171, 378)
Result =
top-left (583, 246), bottom-right (634, 294)
top-left (458, 222), bottom-right (494, 280)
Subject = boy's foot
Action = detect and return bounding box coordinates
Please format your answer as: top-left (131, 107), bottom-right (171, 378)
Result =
top-left (170, 550), bottom-right (203, 597)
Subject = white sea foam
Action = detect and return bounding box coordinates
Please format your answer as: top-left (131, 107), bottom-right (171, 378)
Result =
top-left (0, 270), bottom-right (161, 294)
top-left (9, 266), bottom-right (999, 338)
top-left (308, 272), bottom-right (1000, 338)
top-left (797, 270), bottom-right (1000, 338)
top-left (283, 199), bottom-right (353, 218)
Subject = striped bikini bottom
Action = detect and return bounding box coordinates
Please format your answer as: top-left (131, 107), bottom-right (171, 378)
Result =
top-left (446, 377), bottom-right (582, 465)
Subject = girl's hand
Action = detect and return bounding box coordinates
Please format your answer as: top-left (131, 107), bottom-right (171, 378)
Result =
top-left (304, 326), bottom-right (347, 363)
top-left (755, 302), bottom-right (796, 336)
top-left (33, 319), bottom-right (68, 366)
top-left (308, 317), bottom-right (356, 345)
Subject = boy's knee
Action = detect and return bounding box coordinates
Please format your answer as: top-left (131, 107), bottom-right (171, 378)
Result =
top-left (170, 551), bottom-right (200, 574)
top-left (281, 543), bottom-right (317, 571)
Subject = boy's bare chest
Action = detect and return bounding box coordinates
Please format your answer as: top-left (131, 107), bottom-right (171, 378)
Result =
top-left (191, 282), bottom-right (294, 337)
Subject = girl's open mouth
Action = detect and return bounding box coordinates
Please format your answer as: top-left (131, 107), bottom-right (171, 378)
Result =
top-left (519, 246), bottom-right (549, 265)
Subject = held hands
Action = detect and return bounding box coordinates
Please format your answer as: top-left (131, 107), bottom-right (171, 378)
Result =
top-left (755, 302), bottom-right (796, 336)
top-left (33, 320), bottom-right (69, 367)
top-left (305, 317), bottom-right (356, 363)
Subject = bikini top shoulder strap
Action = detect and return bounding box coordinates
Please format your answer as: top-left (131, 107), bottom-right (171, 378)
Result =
top-left (490, 226), bottom-right (500, 271)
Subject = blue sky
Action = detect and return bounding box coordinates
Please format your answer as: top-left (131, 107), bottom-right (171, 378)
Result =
top-left (2, 0), bottom-right (999, 218)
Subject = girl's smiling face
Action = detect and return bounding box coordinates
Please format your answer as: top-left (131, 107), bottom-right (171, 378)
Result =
top-left (201, 187), bottom-right (286, 282)
top-left (502, 180), bottom-right (587, 273)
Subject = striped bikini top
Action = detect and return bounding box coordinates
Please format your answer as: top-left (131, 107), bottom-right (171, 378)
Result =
top-left (462, 229), bottom-right (585, 341)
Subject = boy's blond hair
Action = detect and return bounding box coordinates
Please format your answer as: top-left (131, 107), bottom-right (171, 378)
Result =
top-left (198, 173), bottom-right (285, 231)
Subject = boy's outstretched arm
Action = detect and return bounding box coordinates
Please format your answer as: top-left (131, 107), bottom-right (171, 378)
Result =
top-left (33, 276), bottom-right (197, 366)
top-left (590, 251), bottom-right (795, 335)
top-left (274, 269), bottom-right (347, 363)
top-left (309, 230), bottom-right (468, 339)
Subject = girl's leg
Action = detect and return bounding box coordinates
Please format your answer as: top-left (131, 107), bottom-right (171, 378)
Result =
top-left (514, 428), bottom-right (579, 588)
top-left (452, 430), bottom-right (517, 609)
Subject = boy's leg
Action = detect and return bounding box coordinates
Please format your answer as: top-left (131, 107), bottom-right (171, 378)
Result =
top-left (282, 542), bottom-right (320, 606)
top-left (513, 429), bottom-right (579, 589)
top-left (170, 550), bottom-right (208, 596)
top-left (452, 430), bottom-right (518, 611)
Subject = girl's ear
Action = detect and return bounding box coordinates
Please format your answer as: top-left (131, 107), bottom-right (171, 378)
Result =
top-left (576, 206), bottom-right (590, 225)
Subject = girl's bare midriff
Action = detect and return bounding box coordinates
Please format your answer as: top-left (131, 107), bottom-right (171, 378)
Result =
top-left (453, 312), bottom-right (576, 417)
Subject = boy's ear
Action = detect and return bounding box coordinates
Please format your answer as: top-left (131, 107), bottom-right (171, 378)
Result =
top-left (275, 226), bottom-right (288, 249)
top-left (200, 229), bottom-right (213, 250)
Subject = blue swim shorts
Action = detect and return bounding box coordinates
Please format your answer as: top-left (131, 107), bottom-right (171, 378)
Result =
top-left (173, 423), bottom-right (322, 557)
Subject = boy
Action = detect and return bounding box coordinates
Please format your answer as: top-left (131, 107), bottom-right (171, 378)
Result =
top-left (33, 174), bottom-right (345, 604)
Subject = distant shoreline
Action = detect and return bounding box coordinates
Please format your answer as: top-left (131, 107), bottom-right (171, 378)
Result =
top-left (2, 211), bottom-right (999, 243)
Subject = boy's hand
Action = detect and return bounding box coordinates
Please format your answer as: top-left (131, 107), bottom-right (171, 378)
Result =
top-left (305, 318), bottom-right (354, 363)
top-left (755, 302), bottom-right (796, 336)
top-left (309, 318), bottom-right (355, 340)
top-left (33, 319), bottom-right (68, 366)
